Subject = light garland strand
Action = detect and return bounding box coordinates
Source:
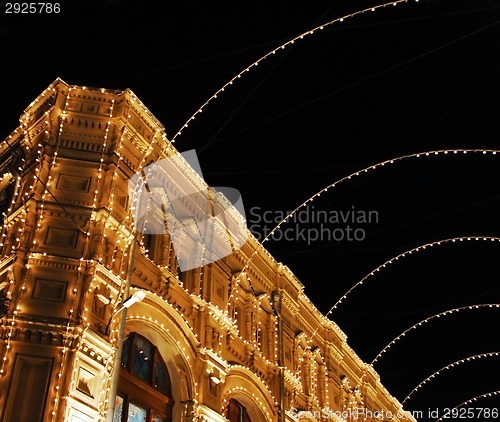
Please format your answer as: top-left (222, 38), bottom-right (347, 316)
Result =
top-left (403, 351), bottom-right (500, 404)
top-left (346, 304), bottom-right (500, 418)
top-left (435, 390), bottom-right (500, 422)
top-left (225, 148), bottom-right (500, 321)
top-left (329, 236), bottom-right (500, 314)
top-left (168, 0), bottom-right (415, 145)
top-left (371, 303), bottom-right (500, 365)
top-left (293, 236), bottom-right (500, 381)
top-left (224, 148), bottom-right (500, 386)
top-left (8, 64), bottom-right (493, 420)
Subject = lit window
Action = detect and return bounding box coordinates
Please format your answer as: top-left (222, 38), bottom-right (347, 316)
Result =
top-left (114, 333), bottom-right (173, 422)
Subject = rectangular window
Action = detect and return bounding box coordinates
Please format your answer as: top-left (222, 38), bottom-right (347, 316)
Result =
top-left (128, 402), bottom-right (147, 422)
top-left (112, 395), bottom-right (124, 422)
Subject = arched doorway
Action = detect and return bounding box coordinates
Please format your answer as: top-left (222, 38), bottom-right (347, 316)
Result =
top-left (113, 333), bottom-right (173, 422)
top-left (224, 398), bottom-right (252, 422)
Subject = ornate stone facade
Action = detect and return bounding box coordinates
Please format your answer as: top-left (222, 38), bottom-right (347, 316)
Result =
top-left (0, 79), bottom-right (415, 422)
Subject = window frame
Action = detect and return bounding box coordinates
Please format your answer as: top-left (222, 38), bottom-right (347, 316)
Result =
top-left (114, 333), bottom-right (173, 422)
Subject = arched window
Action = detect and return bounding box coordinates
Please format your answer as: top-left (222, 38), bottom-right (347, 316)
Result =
top-left (224, 398), bottom-right (252, 422)
top-left (113, 333), bottom-right (173, 422)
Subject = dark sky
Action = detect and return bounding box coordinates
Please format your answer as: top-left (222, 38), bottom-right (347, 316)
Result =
top-left (1, 0), bottom-right (500, 419)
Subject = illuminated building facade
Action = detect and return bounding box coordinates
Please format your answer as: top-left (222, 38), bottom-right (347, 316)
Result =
top-left (0, 79), bottom-right (415, 422)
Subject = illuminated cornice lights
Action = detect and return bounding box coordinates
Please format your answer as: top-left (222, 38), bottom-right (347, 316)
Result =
top-left (371, 304), bottom-right (500, 366)
top-left (435, 391), bottom-right (500, 422)
top-left (403, 351), bottom-right (500, 404)
top-left (169, 0), bottom-right (415, 145)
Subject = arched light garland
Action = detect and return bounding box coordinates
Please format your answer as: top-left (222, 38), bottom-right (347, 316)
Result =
top-left (225, 148), bottom-right (500, 324)
top-left (371, 303), bottom-right (500, 365)
top-left (403, 351), bottom-right (500, 404)
top-left (2, 67), bottom-right (492, 422)
top-left (329, 236), bottom-right (500, 314)
top-left (168, 0), bottom-right (416, 145)
top-left (345, 304), bottom-right (500, 418)
top-left (293, 236), bottom-right (500, 380)
top-left (224, 149), bottom-right (500, 391)
top-left (435, 390), bottom-right (500, 422)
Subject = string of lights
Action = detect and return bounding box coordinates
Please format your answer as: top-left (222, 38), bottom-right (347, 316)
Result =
top-left (435, 390), bottom-right (500, 422)
top-left (225, 149), bottom-right (500, 331)
top-left (402, 351), bottom-right (500, 404)
top-left (220, 148), bottom-right (500, 399)
top-left (371, 304), bottom-right (500, 366)
top-left (328, 236), bottom-right (500, 314)
top-left (2, 92), bottom-right (497, 420)
top-left (340, 304), bottom-right (500, 418)
top-left (167, 0), bottom-right (416, 146)
top-left (286, 237), bottom-right (500, 384)
top-left (1, 0), bottom-right (498, 417)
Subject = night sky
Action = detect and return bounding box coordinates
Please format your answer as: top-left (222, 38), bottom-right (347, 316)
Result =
top-left (1, 0), bottom-right (500, 419)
